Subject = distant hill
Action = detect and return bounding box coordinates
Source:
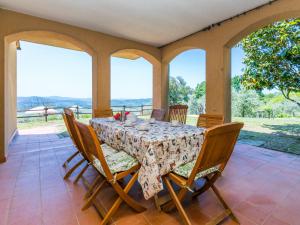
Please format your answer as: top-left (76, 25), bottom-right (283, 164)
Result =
top-left (17, 96), bottom-right (152, 110)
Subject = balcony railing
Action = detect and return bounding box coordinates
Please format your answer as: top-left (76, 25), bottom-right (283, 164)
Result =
top-left (17, 105), bottom-right (153, 122)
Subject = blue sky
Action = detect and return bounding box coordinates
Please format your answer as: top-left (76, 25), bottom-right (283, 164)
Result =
top-left (17, 41), bottom-right (245, 99)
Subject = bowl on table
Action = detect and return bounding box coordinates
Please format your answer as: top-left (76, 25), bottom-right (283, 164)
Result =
top-left (149, 118), bottom-right (156, 124)
top-left (107, 117), bottom-right (115, 122)
top-left (136, 123), bottom-right (149, 131)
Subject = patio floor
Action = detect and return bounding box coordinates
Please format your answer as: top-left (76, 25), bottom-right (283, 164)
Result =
top-left (1, 127), bottom-right (300, 225)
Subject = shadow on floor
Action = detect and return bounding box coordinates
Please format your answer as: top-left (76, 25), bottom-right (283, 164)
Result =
top-left (238, 129), bottom-right (300, 155)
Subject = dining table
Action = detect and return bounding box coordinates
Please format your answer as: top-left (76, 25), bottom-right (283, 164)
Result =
top-left (90, 118), bottom-right (205, 200)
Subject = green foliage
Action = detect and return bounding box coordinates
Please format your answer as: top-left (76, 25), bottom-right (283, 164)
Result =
top-left (232, 88), bottom-right (262, 117)
top-left (188, 94), bottom-right (205, 114)
top-left (168, 76), bottom-right (193, 105)
top-left (240, 18), bottom-right (300, 106)
top-left (194, 81), bottom-right (206, 98)
top-left (232, 76), bottom-right (242, 92)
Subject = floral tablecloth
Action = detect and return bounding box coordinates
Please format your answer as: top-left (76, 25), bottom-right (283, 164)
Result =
top-left (90, 118), bottom-right (205, 199)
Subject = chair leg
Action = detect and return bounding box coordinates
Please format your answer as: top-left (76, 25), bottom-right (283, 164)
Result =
top-left (84, 175), bottom-right (102, 199)
top-left (162, 187), bottom-right (188, 212)
top-left (62, 150), bottom-right (80, 168)
top-left (63, 158), bottom-right (85, 179)
top-left (154, 194), bottom-right (161, 211)
top-left (82, 180), bottom-right (106, 210)
top-left (211, 184), bottom-right (240, 224)
top-left (111, 173), bottom-right (146, 212)
top-left (163, 177), bottom-right (192, 225)
top-left (192, 174), bottom-right (219, 198)
top-left (100, 172), bottom-right (145, 225)
top-left (74, 163), bottom-right (90, 184)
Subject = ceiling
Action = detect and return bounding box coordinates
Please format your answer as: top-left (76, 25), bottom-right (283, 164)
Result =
top-left (0, 0), bottom-right (271, 47)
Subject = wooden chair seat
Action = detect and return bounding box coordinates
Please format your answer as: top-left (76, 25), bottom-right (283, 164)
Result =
top-left (173, 160), bottom-right (220, 181)
top-left (92, 144), bottom-right (139, 177)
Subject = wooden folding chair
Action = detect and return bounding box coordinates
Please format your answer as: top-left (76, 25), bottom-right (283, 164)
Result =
top-left (94, 109), bottom-right (113, 118)
top-left (168, 105), bottom-right (188, 124)
top-left (74, 120), bottom-right (146, 225)
top-left (197, 114), bottom-right (224, 128)
top-left (161, 122), bottom-right (244, 225)
top-left (151, 108), bottom-right (166, 121)
top-left (62, 113), bottom-right (80, 168)
top-left (62, 108), bottom-right (90, 183)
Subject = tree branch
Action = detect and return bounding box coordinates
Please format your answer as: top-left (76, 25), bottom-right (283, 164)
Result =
top-left (280, 89), bottom-right (300, 107)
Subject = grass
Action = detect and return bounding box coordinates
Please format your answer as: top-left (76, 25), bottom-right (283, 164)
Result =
top-left (17, 115), bottom-right (300, 155)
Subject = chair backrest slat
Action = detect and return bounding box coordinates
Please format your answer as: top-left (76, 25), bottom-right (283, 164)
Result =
top-left (168, 105), bottom-right (188, 124)
top-left (151, 109), bottom-right (166, 121)
top-left (94, 109), bottom-right (113, 118)
top-left (74, 120), bottom-right (113, 179)
top-left (189, 122), bottom-right (243, 183)
top-left (197, 114), bottom-right (224, 128)
top-left (63, 108), bottom-right (85, 155)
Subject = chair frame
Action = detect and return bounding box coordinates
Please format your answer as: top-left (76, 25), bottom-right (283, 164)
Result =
top-left (74, 120), bottom-right (146, 225)
top-left (160, 122), bottom-right (244, 225)
top-left (62, 113), bottom-right (80, 168)
top-left (197, 113), bottom-right (224, 128)
top-left (168, 105), bottom-right (188, 124)
top-left (62, 108), bottom-right (90, 183)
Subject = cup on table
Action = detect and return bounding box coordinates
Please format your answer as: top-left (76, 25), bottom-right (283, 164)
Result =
top-left (149, 118), bottom-right (155, 124)
top-left (125, 120), bottom-right (133, 126)
top-left (127, 114), bottom-right (137, 122)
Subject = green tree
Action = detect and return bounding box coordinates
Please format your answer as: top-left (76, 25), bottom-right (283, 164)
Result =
top-left (188, 94), bottom-right (205, 114)
top-left (194, 81), bottom-right (206, 99)
top-left (231, 76), bottom-right (242, 92)
top-left (168, 76), bottom-right (193, 105)
top-left (232, 88), bottom-right (262, 117)
top-left (240, 18), bottom-right (300, 107)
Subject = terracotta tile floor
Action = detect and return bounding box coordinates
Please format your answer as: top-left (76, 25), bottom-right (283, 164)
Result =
top-left (1, 127), bottom-right (300, 225)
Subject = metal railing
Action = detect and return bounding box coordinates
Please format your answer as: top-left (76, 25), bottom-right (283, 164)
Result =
top-left (17, 104), bottom-right (152, 122)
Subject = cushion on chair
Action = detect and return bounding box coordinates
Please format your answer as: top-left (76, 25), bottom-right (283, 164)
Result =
top-left (173, 160), bottom-right (220, 180)
top-left (93, 144), bottom-right (138, 176)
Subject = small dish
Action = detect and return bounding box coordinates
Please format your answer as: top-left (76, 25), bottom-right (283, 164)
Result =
top-left (124, 122), bottom-right (133, 127)
top-left (136, 125), bottom-right (149, 131)
top-left (149, 118), bottom-right (156, 124)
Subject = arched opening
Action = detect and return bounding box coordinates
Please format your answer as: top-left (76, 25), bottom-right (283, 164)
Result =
top-left (168, 48), bottom-right (206, 125)
top-left (110, 49), bottom-right (160, 117)
top-left (4, 31), bottom-right (96, 158)
top-left (229, 18), bottom-right (300, 154)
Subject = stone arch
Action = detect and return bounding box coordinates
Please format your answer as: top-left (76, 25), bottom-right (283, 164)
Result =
top-left (163, 46), bottom-right (205, 64)
top-left (5, 30), bottom-right (96, 56)
top-left (110, 48), bottom-right (162, 108)
top-left (163, 47), bottom-right (207, 111)
top-left (222, 10), bottom-right (300, 122)
top-left (3, 30), bottom-right (97, 158)
top-left (225, 10), bottom-right (300, 48)
top-left (111, 48), bottom-right (160, 66)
